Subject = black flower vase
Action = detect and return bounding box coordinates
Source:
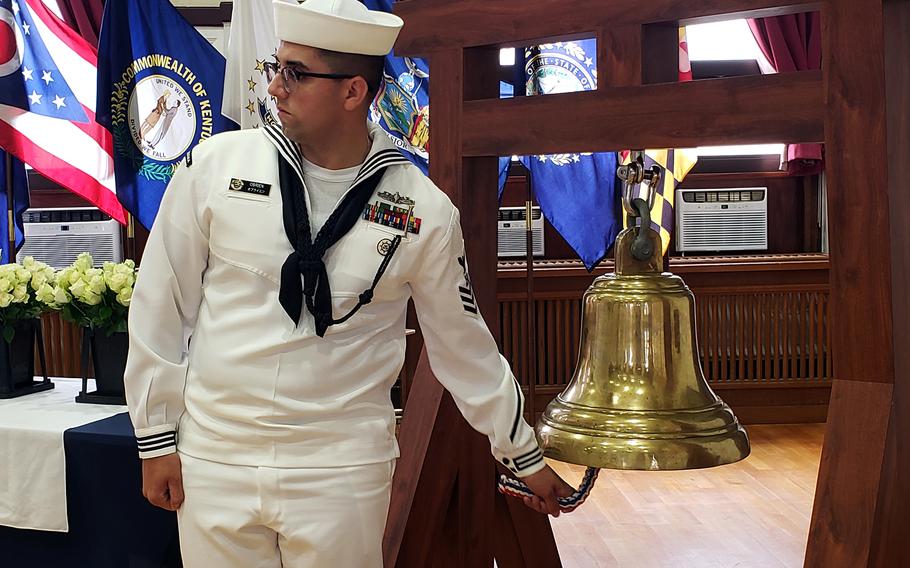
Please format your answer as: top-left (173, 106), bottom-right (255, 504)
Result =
top-left (75, 327), bottom-right (128, 405)
top-left (0, 319), bottom-right (54, 399)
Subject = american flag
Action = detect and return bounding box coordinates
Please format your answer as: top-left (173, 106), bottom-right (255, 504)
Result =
top-left (0, 0), bottom-right (126, 223)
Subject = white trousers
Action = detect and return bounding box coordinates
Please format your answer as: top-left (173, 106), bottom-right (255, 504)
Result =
top-left (177, 452), bottom-right (394, 568)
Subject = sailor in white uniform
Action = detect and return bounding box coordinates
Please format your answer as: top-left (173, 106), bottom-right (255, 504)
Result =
top-left (124, 0), bottom-right (573, 566)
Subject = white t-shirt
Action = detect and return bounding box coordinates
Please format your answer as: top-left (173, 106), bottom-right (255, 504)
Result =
top-left (300, 156), bottom-right (361, 235)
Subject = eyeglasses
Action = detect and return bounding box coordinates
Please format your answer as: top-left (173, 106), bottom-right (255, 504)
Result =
top-left (263, 61), bottom-right (356, 94)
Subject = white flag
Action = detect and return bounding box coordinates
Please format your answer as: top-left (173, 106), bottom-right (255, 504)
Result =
top-left (223, 0), bottom-right (290, 129)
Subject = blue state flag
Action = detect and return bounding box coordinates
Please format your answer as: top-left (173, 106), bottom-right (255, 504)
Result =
top-left (364, 0), bottom-right (430, 174)
top-left (524, 40), bottom-right (620, 270)
top-left (0, 150), bottom-right (30, 264)
top-left (96, 0), bottom-right (238, 230)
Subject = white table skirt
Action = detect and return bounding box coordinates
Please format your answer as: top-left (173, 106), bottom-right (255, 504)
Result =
top-left (0, 378), bottom-right (127, 532)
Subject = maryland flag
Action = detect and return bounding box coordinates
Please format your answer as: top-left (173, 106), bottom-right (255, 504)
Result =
top-left (620, 27), bottom-right (698, 255)
top-left (621, 149), bottom-right (698, 255)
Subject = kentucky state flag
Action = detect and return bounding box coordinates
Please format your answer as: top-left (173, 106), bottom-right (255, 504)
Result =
top-left (96, 0), bottom-right (237, 230)
top-left (363, 0), bottom-right (429, 174)
top-left (523, 40), bottom-right (620, 270)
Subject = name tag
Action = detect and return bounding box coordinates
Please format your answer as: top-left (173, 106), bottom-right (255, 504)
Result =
top-left (229, 178), bottom-right (271, 196)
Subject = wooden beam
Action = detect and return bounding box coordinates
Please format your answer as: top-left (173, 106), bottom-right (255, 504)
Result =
top-left (384, 49), bottom-right (467, 567)
top-left (383, 352), bottom-right (457, 566)
top-left (394, 0), bottom-right (820, 54)
top-left (818, 0), bottom-right (892, 384)
top-left (461, 71), bottom-right (823, 156)
top-left (805, 0), bottom-right (910, 565)
top-left (869, 0), bottom-right (910, 563)
top-left (805, 380), bottom-right (893, 567)
top-left (597, 25), bottom-right (642, 88)
top-left (385, 44), bottom-right (561, 567)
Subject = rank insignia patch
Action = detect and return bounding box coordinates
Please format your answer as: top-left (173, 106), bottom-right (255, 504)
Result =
top-left (363, 199), bottom-right (422, 235)
top-left (228, 178), bottom-right (271, 196)
top-left (457, 255), bottom-right (478, 315)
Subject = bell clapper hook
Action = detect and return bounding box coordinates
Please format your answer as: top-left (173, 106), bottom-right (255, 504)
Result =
top-left (616, 152), bottom-right (662, 262)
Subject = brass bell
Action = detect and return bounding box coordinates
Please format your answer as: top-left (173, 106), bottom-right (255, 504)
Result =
top-left (536, 158), bottom-right (750, 471)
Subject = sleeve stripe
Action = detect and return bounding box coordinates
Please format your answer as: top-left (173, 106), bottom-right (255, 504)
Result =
top-left (514, 447), bottom-right (542, 462)
top-left (512, 448), bottom-right (543, 467)
top-left (515, 454), bottom-right (544, 471)
top-left (137, 439), bottom-right (177, 452)
top-left (136, 431), bottom-right (175, 444)
top-left (509, 378), bottom-right (522, 442)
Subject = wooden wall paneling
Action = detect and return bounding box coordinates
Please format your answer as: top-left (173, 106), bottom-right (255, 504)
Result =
top-left (36, 312), bottom-right (82, 378)
top-left (598, 25), bottom-right (642, 88)
top-left (641, 22), bottom-right (680, 84)
top-left (803, 174), bottom-right (821, 252)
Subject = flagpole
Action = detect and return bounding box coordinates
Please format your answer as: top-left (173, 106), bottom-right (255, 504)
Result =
top-left (524, 185), bottom-right (537, 425)
top-left (5, 152), bottom-right (14, 264)
top-left (125, 212), bottom-right (135, 261)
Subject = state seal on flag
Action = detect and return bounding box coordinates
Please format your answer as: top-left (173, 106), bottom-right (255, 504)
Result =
top-left (370, 57), bottom-right (429, 162)
top-left (109, 53), bottom-right (219, 184)
top-left (129, 75), bottom-right (195, 162)
top-left (0, 5), bottom-right (24, 76)
top-left (525, 42), bottom-right (596, 167)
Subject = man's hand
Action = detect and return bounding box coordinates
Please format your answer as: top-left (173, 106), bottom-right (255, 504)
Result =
top-left (141, 453), bottom-right (184, 511)
top-left (518, 464), bottom-right (575, 517)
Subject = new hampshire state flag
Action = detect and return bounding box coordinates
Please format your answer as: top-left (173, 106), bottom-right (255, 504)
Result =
top-left (96, 0), bottom-right (237, 230)
top-left (523, 40), bottom-right (620, 270)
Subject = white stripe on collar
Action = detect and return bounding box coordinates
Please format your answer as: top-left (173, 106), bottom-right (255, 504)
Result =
top-left (262, 124), bottom-right (411, 189)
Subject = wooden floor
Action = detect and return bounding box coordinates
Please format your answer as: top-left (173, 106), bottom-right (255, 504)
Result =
top-left (548, 424), bottom-right (826, 568)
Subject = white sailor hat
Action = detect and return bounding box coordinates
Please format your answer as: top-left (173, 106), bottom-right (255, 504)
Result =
top-left (273, 0), bottom-right (404, 57)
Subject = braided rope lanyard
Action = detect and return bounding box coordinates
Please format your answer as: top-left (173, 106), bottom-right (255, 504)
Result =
top-left (496, 467), bottom-right (601, 513)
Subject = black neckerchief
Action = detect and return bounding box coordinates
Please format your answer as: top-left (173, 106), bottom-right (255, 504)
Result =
top-left (276, 151), bottom-right (399, 337)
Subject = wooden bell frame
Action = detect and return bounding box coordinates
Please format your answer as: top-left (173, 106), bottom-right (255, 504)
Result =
top-left (383, 1), bottom-right (910, 566)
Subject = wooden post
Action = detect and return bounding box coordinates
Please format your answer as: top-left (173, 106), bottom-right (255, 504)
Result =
top-left (805, 0), bottom-right (910, 565)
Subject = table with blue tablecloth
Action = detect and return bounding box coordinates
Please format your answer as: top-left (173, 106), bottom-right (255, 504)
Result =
top-left (0, 379), bottom-right (180, 567)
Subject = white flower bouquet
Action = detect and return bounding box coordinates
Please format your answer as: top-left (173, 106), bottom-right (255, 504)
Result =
top-left (0, 256), bottom-right (57, 342)
top-left (52, 253), bottom-right (136, 335)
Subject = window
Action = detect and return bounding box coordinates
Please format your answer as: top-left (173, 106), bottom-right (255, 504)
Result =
top-left (686, 19), bottom-right (774, 72)
top-left (696, 144), bottom-right (784, 157)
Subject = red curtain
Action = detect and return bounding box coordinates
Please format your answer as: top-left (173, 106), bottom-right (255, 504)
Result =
top-left (748, 12), bottom-right (823, 175)
top-left (56, 0), bottom-right (106, 48)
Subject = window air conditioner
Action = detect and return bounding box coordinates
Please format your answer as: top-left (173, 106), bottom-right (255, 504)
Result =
top-left (498, 206), bottom-right (544, 258)
top-left (675, 188), bottom-right (768, 252)
top-left (17, 208), bottom-right (123, 268)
